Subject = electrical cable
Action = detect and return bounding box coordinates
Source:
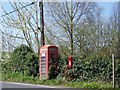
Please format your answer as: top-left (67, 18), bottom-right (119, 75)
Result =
top-left (0, 2), bottom-right (37, 17)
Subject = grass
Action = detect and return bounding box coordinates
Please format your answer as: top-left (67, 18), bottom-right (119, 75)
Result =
top-left (0, 73), bottom-right (2, 81)
top-left (1, 72), bottom-right (113, 89)
top-left (64, 81), bottom-right (113, 88)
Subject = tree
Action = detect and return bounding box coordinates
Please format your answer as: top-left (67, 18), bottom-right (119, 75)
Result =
top-left (0, 1), bottom-right (41, 54)
top-left (47, 2), bottom-right (102, 56)
top-left (105, 2), bottom-right (120, 57)
top-left (1, 30), bottom-right (20, 61)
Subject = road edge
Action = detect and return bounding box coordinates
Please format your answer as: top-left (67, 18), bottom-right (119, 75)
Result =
top-left (1, 81), bottom-right (60, 88)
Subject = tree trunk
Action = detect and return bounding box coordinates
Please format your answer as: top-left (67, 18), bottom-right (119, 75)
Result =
top-left (35, 2), bottom-right (40, 55)
top-left (70, 1), bottom-right (73, 55)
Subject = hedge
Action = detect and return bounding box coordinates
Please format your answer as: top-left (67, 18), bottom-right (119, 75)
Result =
top-left (57, 56), bottom-right (120, 88)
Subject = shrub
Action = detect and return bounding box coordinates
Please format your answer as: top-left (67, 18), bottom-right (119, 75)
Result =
top-left (1, 44), bottom-right (39, 77)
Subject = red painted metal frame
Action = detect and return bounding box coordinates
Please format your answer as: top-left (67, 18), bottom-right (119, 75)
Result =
top-left (39, 45), bottom-right (58, 80)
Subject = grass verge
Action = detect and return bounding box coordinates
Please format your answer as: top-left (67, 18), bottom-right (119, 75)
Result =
top-left (2, 72), bottom-right (113, 89)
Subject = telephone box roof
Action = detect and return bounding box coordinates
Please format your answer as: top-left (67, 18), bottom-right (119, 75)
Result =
top-left (40, 45), bottom-right (58, 48)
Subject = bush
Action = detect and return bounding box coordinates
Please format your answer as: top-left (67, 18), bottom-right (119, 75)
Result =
top-left (48, 59), bottom-right (59, 79)
top-left (48, 56), bottom-right (67, 79)
top-left (57, 55), bottom-right (120, 87)
top-left (1, 44), bottom-right (39, 77)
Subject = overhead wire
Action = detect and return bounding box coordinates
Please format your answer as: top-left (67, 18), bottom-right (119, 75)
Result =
top-left (0, 1), bottom-right (37, 17)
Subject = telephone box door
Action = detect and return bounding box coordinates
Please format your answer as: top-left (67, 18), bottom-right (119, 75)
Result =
top-left (40, 53), bottom-right (46, 79)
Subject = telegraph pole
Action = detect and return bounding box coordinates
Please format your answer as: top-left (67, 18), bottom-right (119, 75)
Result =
top-left (112, 54), bottom-right (115, 88)
top-left (39, 0), bottom-right (45, 47)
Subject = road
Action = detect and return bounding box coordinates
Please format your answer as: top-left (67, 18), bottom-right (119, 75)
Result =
top-left (1, 81), bottom-right (73, 90)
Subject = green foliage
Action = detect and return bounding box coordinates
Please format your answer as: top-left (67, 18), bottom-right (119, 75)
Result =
top-left (57, 55), bottom-right (120, 88)
top-left (1, 44), bottom-right (39, 77)
top-left (48, 59), bottom-right (59, 79)
top-left (1, 44), bottom-right (120, 88)
top-left (2, 72), bottom-right (36, 83)
top-left (115, 59), bottom-right (120, 87)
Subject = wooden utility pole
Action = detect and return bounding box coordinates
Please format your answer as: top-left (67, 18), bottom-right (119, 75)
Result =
top-left (112, 54), bottom-right (115, 88)
top-left (39, 0), bottom-right (45, 47)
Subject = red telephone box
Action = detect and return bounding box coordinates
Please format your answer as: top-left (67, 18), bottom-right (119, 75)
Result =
top-left (39, 45), bottom-right (58, 80)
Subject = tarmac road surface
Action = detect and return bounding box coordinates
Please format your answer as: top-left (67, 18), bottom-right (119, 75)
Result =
top-left (1, 81), bottom-right (74, 90)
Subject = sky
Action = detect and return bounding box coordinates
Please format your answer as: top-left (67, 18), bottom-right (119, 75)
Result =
top-left (97, 2), bottom-right (114, 19)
